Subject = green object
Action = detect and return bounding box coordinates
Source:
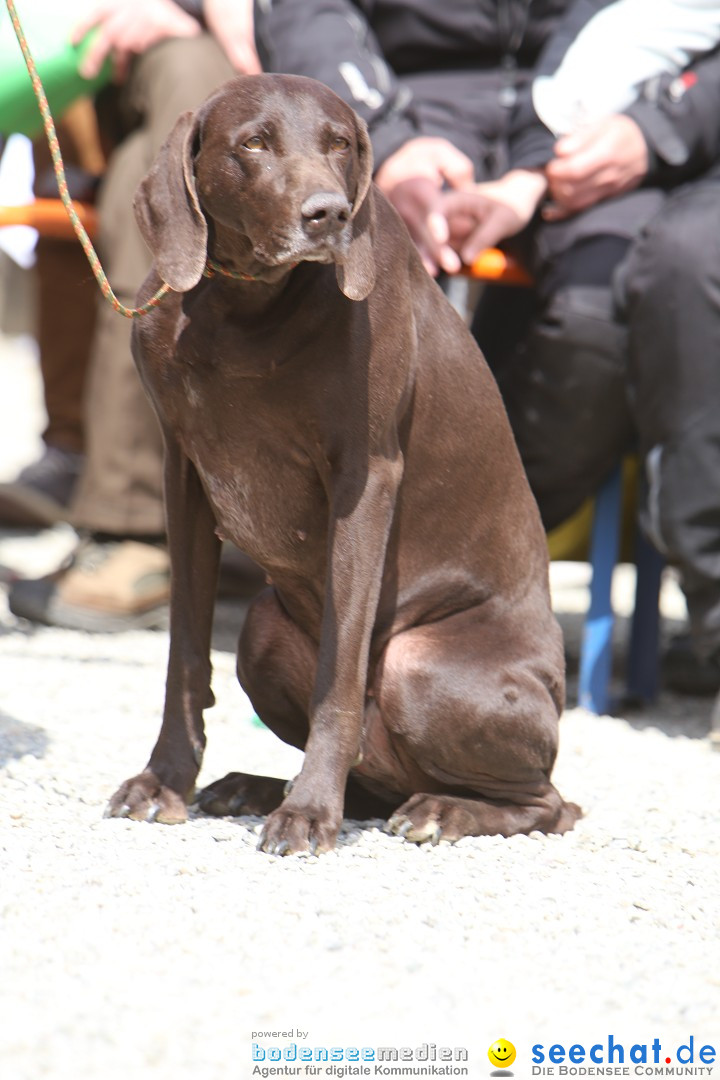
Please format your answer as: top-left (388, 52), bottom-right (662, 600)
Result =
top-left (0, 5), bottom-right (111, 137)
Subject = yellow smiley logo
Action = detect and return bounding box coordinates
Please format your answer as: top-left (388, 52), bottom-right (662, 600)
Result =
top-left (488, 1039), bottom-right (516, 1069)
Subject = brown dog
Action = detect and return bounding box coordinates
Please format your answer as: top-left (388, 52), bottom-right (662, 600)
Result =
top-left (106, 73), bottom-right (580, 853)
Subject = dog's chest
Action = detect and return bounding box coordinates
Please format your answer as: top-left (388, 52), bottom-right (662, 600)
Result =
top-left (167, 360), bottom-right (329, 569)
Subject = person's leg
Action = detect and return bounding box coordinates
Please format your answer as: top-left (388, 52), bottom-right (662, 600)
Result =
top-left (474, 241), bottom-right (635, 530)
top-left (68, 131), bottom-right (165, 538)
top-left (9, 36), bottom-right (236, 630)
top-left (72, 35), bottom-right (234, 537)
top-left (621, 179), bottom-right (720, 693)
top-left (35, 238), bottom-right (96, 458)
top-left (32, 105), bottom-right (103, 461)
top-left (473, 190), bottom-right (666, 532)
top-left (0, 116), bottom-right (100, 527)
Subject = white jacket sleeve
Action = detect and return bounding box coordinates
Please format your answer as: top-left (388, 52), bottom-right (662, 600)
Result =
top-left (533, 0), bottom-right (720, 135)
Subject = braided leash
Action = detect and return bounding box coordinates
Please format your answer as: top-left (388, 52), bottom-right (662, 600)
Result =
top-left (203, 256), bottom-right (259, 282)
top-left (6, 0), bottom-right (172, 317)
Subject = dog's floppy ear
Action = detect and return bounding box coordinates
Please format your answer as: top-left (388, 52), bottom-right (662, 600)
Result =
top-left (336, 115), bottom-right (376, 302)
top-left (134, 109), bottom-right (208, 293)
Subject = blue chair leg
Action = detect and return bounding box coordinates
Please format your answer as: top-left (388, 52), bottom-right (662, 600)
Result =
top-left (579, 466), bottom-right (622, 713)
top-left (626, 530), bottom-right (664, 704)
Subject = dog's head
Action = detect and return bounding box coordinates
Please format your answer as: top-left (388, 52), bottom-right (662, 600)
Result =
top-left (134, 73), bottom-right (375, 301)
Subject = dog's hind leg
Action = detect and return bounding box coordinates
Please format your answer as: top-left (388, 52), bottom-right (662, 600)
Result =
top-left (236, 585), bottom-right (315, 749)
top-left (195, 586), bottom-right (394, 821)
top-left (373, 605), bottom-right (581, 842)
top-left (193, 586), bottom-right (311, 817)
top-left (387, 789), bottom-right (580, 844)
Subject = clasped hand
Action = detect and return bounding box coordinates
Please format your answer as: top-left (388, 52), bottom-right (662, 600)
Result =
top-left (380, 115), bottom-right (649, 275)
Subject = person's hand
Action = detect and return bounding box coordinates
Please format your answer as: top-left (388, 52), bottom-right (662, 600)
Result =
top-left (375, 137), bottom-right (474, 275)
top-left (72, 0), bottom-right (200, 82)
top-left (382, 178), bottom-right (470, 275)
top-left (203, 0), bottom-right (261, 73)
top-left (440, 169), bottom-right (548, 266)
top-left (543, 114), bottom-right (649, 219)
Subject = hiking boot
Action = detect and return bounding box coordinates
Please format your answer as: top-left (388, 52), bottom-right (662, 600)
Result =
top-left (8, 537), bottom-right (170, 631)
top-left (662, 633), bottom-right (720, 696)
top-left (0, 446), bottom-right (85, 528)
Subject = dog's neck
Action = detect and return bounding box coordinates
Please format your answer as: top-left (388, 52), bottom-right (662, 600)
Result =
top-left (193, 252), bottom-right (315, 321)
top-left (201, 252), bottom-right (300, 292)
top-left (203, 256), bottom-right (261, 282)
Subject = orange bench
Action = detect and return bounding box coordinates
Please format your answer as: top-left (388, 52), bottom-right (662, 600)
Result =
top-left (0, 197), bottom-right (97, 239)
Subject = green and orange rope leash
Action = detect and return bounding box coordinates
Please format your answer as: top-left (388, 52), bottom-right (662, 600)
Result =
top-left (5, 0), bottom-right (172, 318)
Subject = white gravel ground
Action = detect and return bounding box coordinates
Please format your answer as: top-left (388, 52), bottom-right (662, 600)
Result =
top-left (1, 332), bottom-right (719, 1080)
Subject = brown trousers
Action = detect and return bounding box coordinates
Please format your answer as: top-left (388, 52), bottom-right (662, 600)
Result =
top-left (33, 108), bottom-right (100, 456)
top-left (68, 35), bottom-right (233, 534)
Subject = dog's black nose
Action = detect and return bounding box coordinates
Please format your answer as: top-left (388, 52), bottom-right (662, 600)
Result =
top-left (301, 192), bottom-right (351, 239)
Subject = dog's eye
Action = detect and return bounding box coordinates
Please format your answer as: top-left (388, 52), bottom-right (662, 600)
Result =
top-left (330, 136), bottom-right (350, 153)
top-left (242, 136), bottom-right (266, 151)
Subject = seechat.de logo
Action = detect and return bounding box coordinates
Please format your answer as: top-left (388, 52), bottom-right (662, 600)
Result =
top-left (531, 1035), bottom-right (717, 1075)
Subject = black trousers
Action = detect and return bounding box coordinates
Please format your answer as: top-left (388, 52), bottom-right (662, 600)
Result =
top-left (623, 178), bottom-right (720, 659)
top-left (473, 179), bottom-right (720, 659)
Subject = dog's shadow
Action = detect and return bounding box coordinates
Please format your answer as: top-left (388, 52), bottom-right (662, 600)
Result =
top-left (0, 709), bottom-right (49, 766)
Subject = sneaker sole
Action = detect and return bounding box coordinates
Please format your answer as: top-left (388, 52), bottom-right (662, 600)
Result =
top-left (10, 590), bottom-right (169, 633)
top-left (0, 483), bottom-right (69, 528)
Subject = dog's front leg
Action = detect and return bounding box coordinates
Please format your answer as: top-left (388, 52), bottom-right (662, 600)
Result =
top-left (106, 437), bottom-right (221, 824)
top-left (259, 454), bottom-right (402, 855)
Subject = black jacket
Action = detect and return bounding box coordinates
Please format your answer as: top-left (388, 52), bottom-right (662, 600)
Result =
top-left (252, 0), bottom-right (720, 187)
top-left (254, 0), bottom-right (573, 171)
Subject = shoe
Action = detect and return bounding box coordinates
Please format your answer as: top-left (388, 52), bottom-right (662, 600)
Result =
top-left (8, 537), bottom-right (170, 632)
top-left (0, 446), bottom-right (85, 528)
top-left (662, 633), bottom-right (720, 696)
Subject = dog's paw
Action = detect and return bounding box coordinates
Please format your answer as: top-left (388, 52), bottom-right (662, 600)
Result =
top-left (258, 804), bottom-right (341, 856)
top-left (193, 772), bottom-right (287, 817)
top-left (386, 793), bottom-right (477, 845)
top-left (105, 770), bottom-right (188, 825)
